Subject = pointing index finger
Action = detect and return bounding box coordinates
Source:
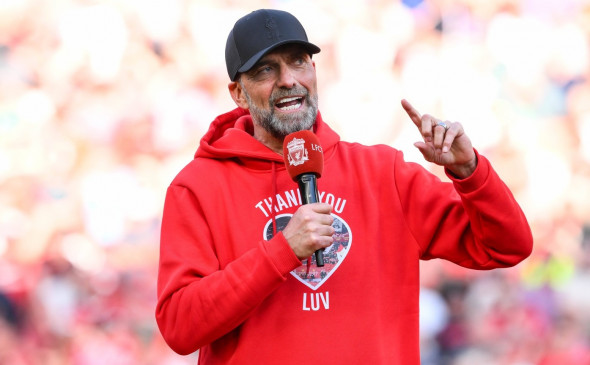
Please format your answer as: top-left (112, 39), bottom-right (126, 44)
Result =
top-left (401, 99), bottom-right (422, 128)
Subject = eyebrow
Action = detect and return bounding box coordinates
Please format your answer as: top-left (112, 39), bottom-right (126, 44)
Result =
top-left (256, 48), bottom-right (309, 67)
top-left (253, 58), bottom-right (274, 68)
top-left (247, 48), bottom-right (310, 77)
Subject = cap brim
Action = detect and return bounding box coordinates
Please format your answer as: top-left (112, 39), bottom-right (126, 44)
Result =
top-left (236, 40), bottom-right (321, 77)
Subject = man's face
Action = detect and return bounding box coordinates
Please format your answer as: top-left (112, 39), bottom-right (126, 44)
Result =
top-left (237, 44), bottom-right (319, 139)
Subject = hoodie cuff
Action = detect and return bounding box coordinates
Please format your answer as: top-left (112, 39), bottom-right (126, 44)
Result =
top-left (445, 150), bottom-right (490, 194)
top-left (262, 232), bottom-right (303, 276)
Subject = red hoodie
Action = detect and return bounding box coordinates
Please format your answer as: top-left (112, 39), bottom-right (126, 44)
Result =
top-left (156, 108), bottom-right (532, 364)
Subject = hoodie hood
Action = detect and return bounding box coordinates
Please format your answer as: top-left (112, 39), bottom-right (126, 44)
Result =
top-left (195, 107), bottom-right (340, 170)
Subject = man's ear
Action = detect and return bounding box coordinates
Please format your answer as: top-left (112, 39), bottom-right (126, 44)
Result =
top-left (228, 80), bottom-right (249, 109)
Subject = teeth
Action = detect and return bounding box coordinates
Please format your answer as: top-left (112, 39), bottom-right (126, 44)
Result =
top-left (280, 97), bottom-right (299, 103)
top-left (280, 102), bottom-right (301, 110)
top-left (277, 97), bottom-right (302, 111)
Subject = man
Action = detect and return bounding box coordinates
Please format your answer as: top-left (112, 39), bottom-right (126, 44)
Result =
top-left (155, 9), bottom-right (532, 364)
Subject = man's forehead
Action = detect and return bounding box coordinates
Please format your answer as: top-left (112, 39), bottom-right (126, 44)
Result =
top-left (256, 44), bottom-right (311, 64)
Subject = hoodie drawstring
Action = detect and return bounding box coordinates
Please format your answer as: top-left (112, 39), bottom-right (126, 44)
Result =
top-left (272, 161), bottom-right (311, 277)
top-left (271, 162), bottom-right (278, 237)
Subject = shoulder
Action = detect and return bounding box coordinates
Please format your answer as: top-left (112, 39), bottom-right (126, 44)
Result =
top-left (169, 157), bottom-right (221, 188)
top-left (332, 140), bottom-right (401, 162)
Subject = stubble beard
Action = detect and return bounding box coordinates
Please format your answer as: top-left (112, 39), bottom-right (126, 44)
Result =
top-left (241, 82), bottom-right (318, 139)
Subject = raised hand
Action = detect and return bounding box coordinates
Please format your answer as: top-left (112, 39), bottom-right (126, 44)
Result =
top-left (401, 99), bottom-right (477, 178)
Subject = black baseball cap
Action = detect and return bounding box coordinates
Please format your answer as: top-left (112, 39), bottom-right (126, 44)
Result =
top-left (225, 9), bottom-right (321, 81)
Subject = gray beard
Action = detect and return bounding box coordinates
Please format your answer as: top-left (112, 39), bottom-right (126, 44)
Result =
top-left (241, 83), bottom-right (318, 139)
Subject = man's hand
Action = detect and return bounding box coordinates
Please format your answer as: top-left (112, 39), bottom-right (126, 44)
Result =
top-left (401, 99), bottom-right (477, 178)
top-left (282, 203), bottom-right (335, 260)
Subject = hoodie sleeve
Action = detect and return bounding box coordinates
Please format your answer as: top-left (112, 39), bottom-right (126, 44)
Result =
top-left (395, 150), bottom-right (533, 269)
top-left (155, 184), bottom-right (302, 355)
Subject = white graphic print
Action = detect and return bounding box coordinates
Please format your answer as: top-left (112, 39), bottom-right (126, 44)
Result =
top-left (286, 137), bottom-right (308, 166)
top-left (264, 213), bottom-right (352, 290)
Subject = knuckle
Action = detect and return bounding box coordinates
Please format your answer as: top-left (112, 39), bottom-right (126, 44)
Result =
top-left (309, 234), bottom-right (321, 246)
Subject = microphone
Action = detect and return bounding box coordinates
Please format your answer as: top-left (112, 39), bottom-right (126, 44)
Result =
top-left (283, 130), bottom-right (325, 267)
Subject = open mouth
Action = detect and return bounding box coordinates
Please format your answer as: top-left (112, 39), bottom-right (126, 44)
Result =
top-left (275, 96), bottom-right (304, 111)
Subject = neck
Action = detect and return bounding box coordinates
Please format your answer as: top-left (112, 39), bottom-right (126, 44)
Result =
top-left (252, 124), bottom-right (284, 155)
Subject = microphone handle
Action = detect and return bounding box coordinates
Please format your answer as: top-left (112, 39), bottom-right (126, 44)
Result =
top-left (297, 174), bottom-right (325, 267)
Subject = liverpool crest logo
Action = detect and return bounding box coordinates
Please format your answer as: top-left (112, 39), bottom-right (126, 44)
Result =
top-left (286, 137), bottom-right (308, 166)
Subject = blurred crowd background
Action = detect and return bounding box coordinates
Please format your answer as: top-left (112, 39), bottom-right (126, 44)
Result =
top-left (1, 0), bottom-right (590, 364)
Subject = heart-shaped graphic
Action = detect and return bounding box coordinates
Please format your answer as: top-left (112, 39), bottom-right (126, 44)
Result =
top-left (264, 213), bottom-right (352, 290)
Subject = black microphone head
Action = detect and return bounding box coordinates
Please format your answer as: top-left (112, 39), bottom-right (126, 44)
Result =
top-left (282, 130), bottom-right (324, 181)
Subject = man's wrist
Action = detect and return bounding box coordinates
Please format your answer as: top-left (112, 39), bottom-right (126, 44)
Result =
top-left (447, 154), bottom-right (478, 179)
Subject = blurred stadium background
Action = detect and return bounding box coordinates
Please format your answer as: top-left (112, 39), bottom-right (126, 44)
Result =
top-left (1, 0), bottom-right (590, 364)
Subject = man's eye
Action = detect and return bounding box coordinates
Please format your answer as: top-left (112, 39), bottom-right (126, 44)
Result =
top-left (294, 58), bottom-right (305, 65)
top-left (257, 66), bottom-right (273, 74)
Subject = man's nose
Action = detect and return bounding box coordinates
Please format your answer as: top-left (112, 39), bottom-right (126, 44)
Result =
top-left (276, 66), bottom-right (297, 88)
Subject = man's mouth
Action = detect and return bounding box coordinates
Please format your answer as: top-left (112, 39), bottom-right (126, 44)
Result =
top-left (275, 96), bottom-right (304, 111)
